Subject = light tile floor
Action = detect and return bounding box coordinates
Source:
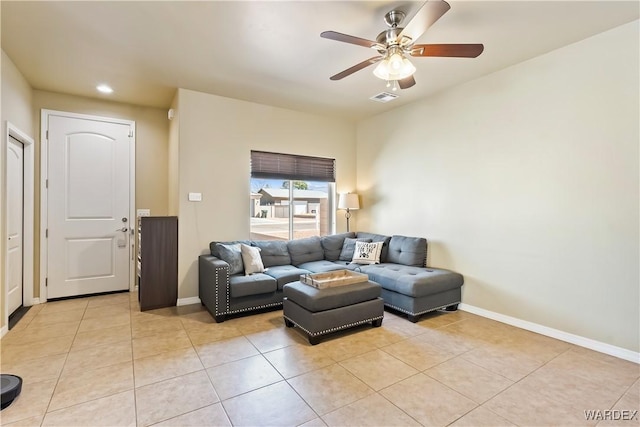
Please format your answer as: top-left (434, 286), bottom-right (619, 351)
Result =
top-left (0, 291), bottom-right (638, 426)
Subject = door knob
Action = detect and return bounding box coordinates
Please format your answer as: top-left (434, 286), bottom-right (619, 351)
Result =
top-left (117, 227), bottom-right (128, 232)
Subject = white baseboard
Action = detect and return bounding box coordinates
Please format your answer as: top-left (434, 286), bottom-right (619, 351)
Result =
top-left (29, 298), bottom-right (41, 306)
top-left (177, 297), bottom-right (201, 307)
top-left (459, 303), bottom-right (640, 364)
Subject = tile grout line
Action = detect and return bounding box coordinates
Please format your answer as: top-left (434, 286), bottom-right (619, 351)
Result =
top-left (39, 298), bottom-right (89, 425)
top-left (390, 328), bottom-right (513, 425)
top-left (36, 297), bottom-right (137, 424)
top-left (377, 388), bottom-right (426, 427)
top-left (129, 297), bottom-right (140, 427)
top-left (261, 344), bottom-right (326, 424)
top-left (179, 310), bottom-right (235, 426)
top-left (232, 334), bottom-right (296, 421)
top-left (376, 371), bottom-right (448, 425)
top-left (467, 344), bottom-right (578, 427)
top-left (376, 313), bottom-right (545, 427)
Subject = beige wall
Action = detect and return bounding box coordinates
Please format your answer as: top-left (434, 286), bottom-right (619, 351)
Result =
top-left (175, 89), bottom-right (356, 300)
top-left (1, 50), bottom-right (34, 330)
top-left (356, 21), bottom-right (639, 352)
top-left (29, 91), bottom-right (171, 299)
top-left (168, 93), bottom-right (180, 216)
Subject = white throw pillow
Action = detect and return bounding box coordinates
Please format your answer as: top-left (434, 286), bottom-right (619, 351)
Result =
top-left (240, 244), bottom-right (266, 275)
top-left (352, 241), bottom-right (383, 265)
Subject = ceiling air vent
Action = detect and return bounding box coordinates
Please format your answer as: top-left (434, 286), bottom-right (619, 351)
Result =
top-left (370, 92), bottom-right (399, 103)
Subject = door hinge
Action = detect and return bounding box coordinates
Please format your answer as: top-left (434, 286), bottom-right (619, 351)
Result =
top-left (45, 278), bottom-right (48, 287)
top-left (46, 179), bottom-right (48, 189)
top-left (46, 229), bottom-right (48, 238)
top-left (46, 130), bottom-right (49, 140)
top-left (128, 129), bottom-right (134, 138)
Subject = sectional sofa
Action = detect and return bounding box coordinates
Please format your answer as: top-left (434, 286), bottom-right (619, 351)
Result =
top-left (198, 232), bottom-right (464, 323)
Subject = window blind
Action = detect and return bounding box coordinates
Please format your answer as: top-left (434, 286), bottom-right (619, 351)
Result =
top-left (250, 150), bottom-right (336, 182)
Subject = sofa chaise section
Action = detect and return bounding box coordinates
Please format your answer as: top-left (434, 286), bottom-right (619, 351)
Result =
top-left (355, 235), bottom-right (464, 322)
top-left (363, 264), bottom-right (463, 322)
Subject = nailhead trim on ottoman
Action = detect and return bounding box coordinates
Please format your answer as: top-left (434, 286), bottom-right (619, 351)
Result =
top-left (283, 280), bottom-right (384, 345)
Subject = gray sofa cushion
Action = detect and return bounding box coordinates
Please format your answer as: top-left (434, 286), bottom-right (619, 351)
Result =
top-left (253, 240), bottom-right (291, 267)
top-left (331, 260), bottom-right (361, 270)
top-left (297, 260), bottom-right (348, 274)
top-left (283, 281), bottom-right (381, 312)
top-left (216, 243), bottom-right (244, 275)
top-left (356, 232), bottom-right (391, 262)
top-left (287, 236), bottom-right (324, 266)
top-left (339, 237), bottom-right (371, 261)
top-left (321, 232), bottom-right (355, 261)
top-left (387, 235), bottom-right (427, 267)
top-left (210, 240), bottom-right (251, 258)
top-left (362, 264), bottom-right (463, 297)
top-left (229, 273), bottom-right (277, 298)
top-left (264, 265), bottom-right (311, 290)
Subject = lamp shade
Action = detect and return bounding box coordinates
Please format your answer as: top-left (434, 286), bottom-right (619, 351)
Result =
top-left (338, 193), bottom-right (360, 210)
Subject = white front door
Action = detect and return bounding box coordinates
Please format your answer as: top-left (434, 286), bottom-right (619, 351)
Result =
top-left (47, 114), bottom-right (132, 298)
top-left (7, 136), bottom-right (24, 314)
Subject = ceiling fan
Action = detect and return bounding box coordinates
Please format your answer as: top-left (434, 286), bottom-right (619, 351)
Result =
top-left (320, 0), bottom-right (484, 91)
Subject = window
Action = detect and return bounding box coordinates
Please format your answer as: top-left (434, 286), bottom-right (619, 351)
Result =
top-left (250, 151), bottom-right (335, 241)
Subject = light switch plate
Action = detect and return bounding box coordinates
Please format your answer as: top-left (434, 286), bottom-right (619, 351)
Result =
top-left (188, 192), bottom-right (202, 202)
top-left (137, 209), bottom-right (150, 217)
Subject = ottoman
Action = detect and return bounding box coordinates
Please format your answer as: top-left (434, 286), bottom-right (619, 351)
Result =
top-left (283, 280), bottom-right (384, 345)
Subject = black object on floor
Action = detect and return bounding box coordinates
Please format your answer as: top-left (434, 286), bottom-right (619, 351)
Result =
top-left (8, 306), bottom-right (30, 330)
top-left (1, 374), bottom-right (23, 410)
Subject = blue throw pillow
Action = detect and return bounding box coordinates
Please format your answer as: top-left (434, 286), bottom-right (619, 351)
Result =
top-left (216, 243), bottom-right (244, 275)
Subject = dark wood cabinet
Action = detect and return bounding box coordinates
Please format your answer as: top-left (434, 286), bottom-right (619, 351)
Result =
top-left (138, 216), bottom-right (178, 311)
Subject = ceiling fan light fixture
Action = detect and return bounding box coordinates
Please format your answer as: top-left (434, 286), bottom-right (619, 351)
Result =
top-left (373, 52), bottom-right (416, 81)
top-left (388, 51), bottom-right (404, 72)
top-left (373, 60), bottom-right (390, 80)
top-left (401, 57), bottom-right (416, 76)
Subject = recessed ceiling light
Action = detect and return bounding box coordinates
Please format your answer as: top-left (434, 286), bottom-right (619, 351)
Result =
top-left (96, 84), bottom-right (113, 94)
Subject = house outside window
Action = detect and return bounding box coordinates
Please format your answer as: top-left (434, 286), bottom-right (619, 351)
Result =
top-left (250, 151), bottom-right (335, 241)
